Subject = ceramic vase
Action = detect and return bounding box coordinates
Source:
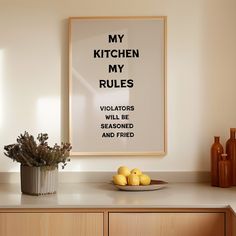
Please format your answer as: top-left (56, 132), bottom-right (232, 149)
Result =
top-left (20, 165), bottom-right (58, 195)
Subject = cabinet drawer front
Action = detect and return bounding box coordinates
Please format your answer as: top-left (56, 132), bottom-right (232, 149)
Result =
top-left (0, 212), bottom-right (103, 236)
top-left (109, 212), bottom-right (225, 236)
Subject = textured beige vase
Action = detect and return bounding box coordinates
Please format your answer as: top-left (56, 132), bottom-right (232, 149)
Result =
top-left (20, 165), bottom-right (58, 195)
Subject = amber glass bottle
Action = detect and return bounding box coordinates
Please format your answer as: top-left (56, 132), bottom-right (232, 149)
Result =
top-left (226, 128), bottom-right (236, 185)
top-left (211, 136), bottom-right (224, 186)
top-left (219, 154), bottom-right (231, 188)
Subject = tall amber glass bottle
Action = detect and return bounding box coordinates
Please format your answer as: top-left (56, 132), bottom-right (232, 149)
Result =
top-left (211, 136), bottom-right (224, 186)
top-left (226, 128), bottom-right (236, 185)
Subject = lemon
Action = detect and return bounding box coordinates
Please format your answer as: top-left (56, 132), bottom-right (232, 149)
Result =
top-left (117, 166), bottom-right (131, 177)
top-left (113, 174), bottom-right (127, 186)
top-left (139, 174), bottom-right (151, 185)
top-left (131, 168), bottom-right (142, 176)
top-left (127, 174), bottom-right (140, 186)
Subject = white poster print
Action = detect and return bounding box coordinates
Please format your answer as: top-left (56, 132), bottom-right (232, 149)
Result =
top-left (69, 17), bottom-right (166, 155)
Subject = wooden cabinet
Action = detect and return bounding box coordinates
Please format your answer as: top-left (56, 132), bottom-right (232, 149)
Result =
top-left (233, 212), bottom-right (236, 236)
top-left (109, 212), bottom-right (225, 236)
top-left (0, 208), bottom-right (233, 236)
top-left (0, 212), bottom-right (103, 236)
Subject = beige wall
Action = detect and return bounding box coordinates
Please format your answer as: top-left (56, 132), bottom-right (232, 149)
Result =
top-left (0, 0), bottom-right (236, 172)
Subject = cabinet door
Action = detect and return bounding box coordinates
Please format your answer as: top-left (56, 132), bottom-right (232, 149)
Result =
top-left (109, 213), bottom-right (224, 236)
top-left (0, 212), bottom-right (103, 236)
top-left (233, 213), bottom-right (236, 236)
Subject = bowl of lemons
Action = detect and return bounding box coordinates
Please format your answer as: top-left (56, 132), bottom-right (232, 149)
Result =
top-left (112, 166), bottom-right (167, 191)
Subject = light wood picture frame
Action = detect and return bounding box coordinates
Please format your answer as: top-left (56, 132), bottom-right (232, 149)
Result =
top-left (69, 16), bottom-right (167, 156)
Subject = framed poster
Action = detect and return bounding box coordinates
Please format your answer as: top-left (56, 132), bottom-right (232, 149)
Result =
top-left (69, 16), bottom-right (167, 156)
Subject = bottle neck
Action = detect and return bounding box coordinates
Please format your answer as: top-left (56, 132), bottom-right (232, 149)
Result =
top-left (221, 154), bottom-right (228, 161)
top-left (230, 130), bottom-right (235, 139)
top-left (214, 136), bottom-right (220, 143)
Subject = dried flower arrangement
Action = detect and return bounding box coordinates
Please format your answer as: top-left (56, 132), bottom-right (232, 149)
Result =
top-left (4, 132), bottom-right (72, 169)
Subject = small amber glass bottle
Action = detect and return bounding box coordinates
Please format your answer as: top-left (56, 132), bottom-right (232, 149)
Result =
top-left (211, 136), bottom-right (224, 186)
top-left (219, 154), bottom-right (231, 188)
